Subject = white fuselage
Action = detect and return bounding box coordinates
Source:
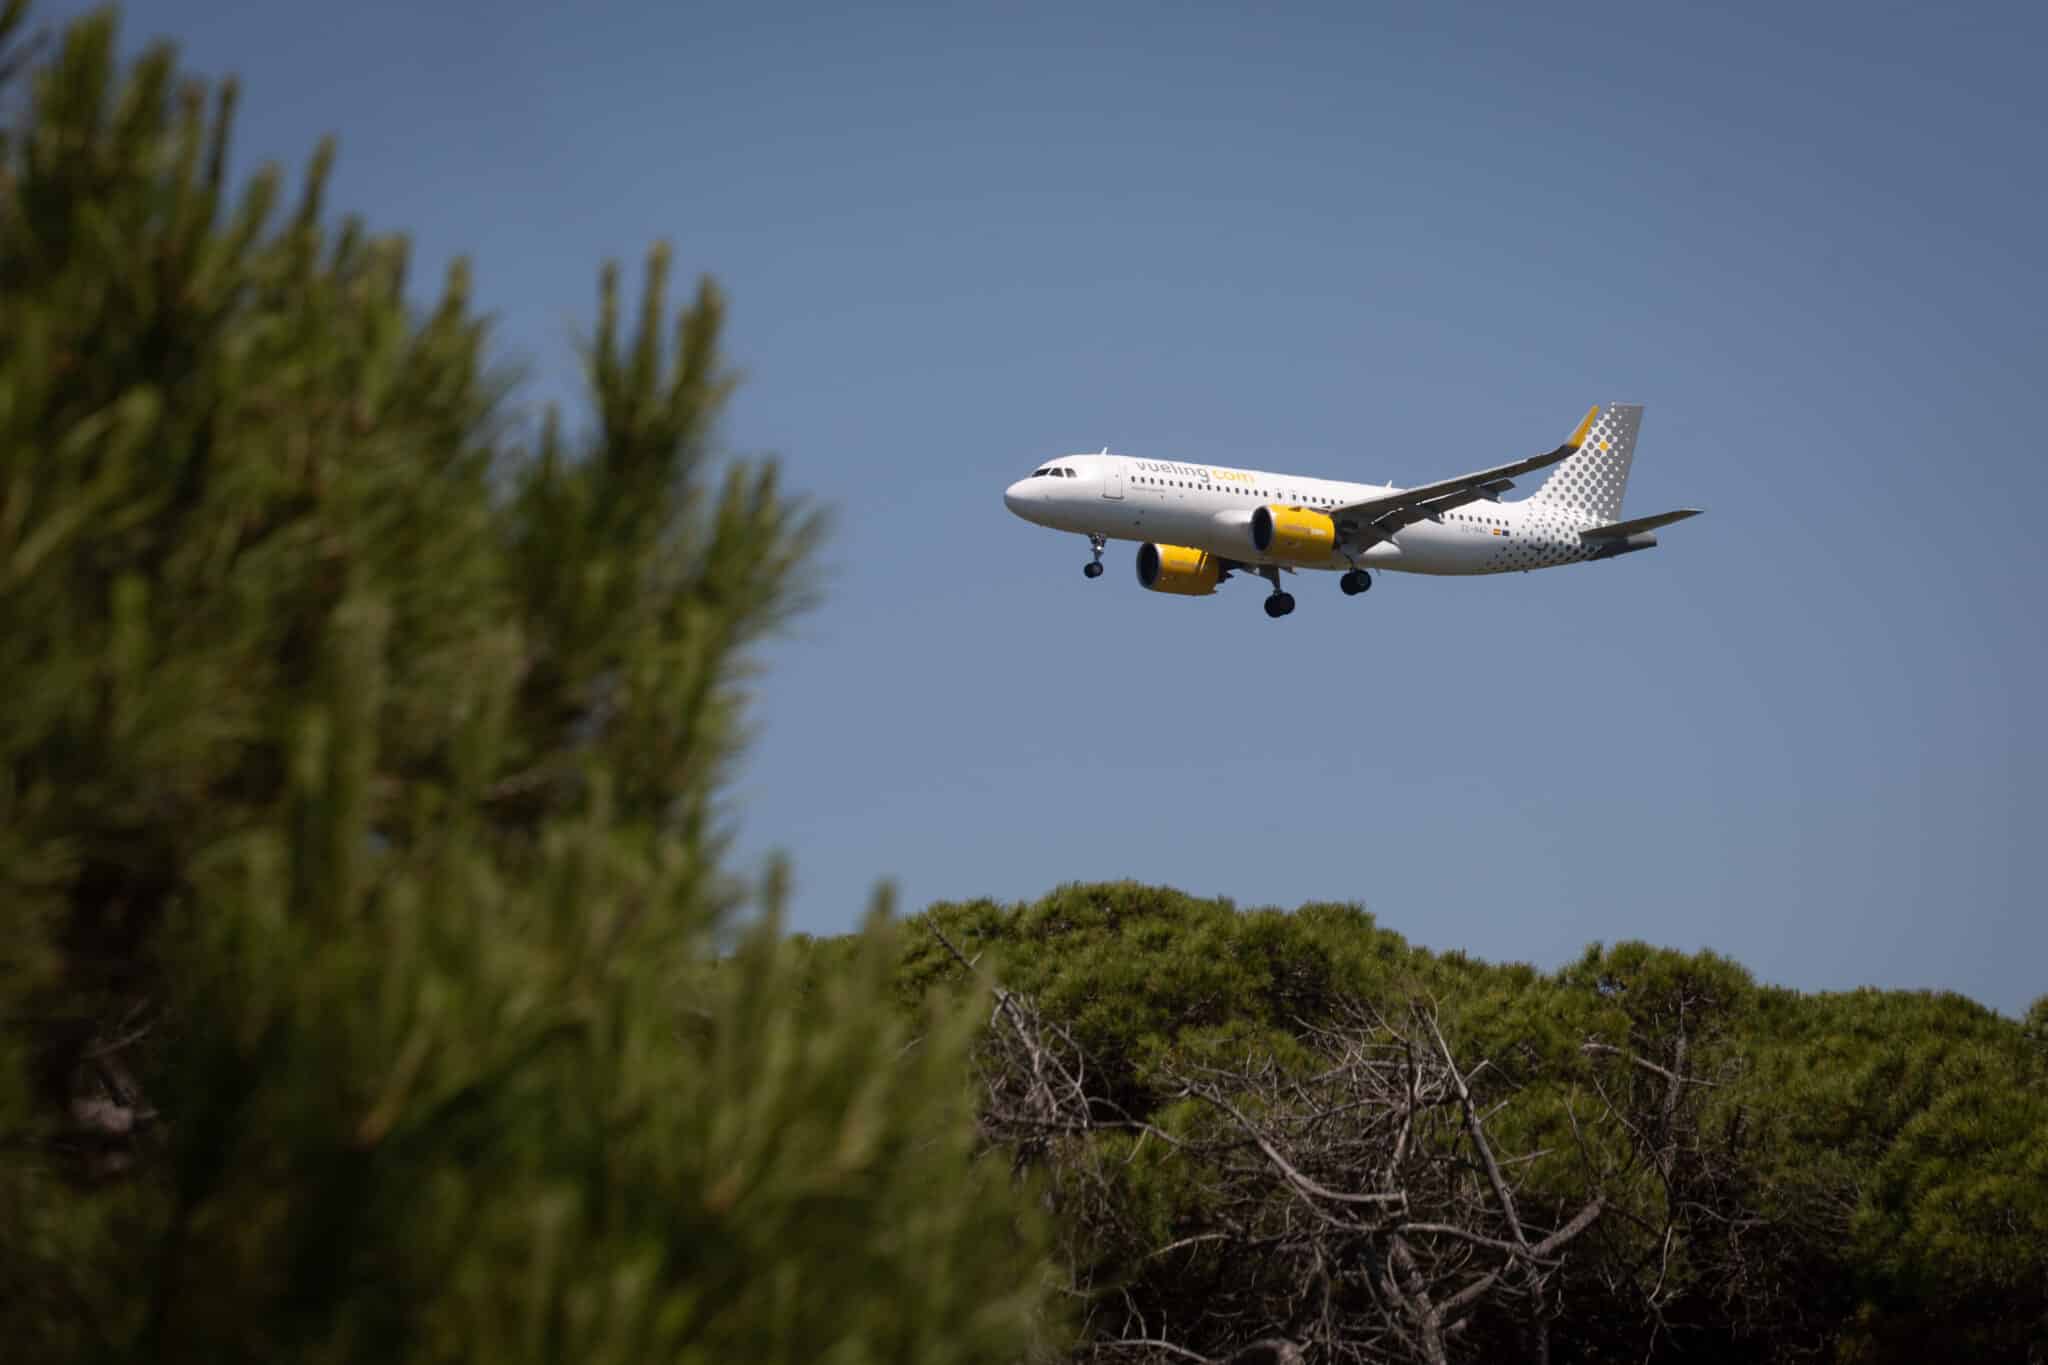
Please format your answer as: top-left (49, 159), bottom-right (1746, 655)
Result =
top-left (1004, 453), bottom-right (1606, 576)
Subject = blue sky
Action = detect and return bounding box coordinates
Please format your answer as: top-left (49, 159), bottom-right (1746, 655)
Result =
top-left (69, 1), bottom-right (2046, 1012)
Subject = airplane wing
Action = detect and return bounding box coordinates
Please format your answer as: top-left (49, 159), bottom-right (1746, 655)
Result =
top-left (1326, 405), bottom-right (1599, 550)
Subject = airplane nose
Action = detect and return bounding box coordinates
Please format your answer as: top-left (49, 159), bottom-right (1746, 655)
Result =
top-left (1004, 480), bottom-right (1030, 516)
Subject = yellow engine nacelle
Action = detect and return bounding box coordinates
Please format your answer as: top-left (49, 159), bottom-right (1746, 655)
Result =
top-left (1251, 504), bottom-right (1335, 561)
top-left (1135, 542), bottom-right (1221, 596)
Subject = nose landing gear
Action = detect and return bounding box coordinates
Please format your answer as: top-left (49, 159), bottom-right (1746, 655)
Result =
top-left (1082, 533), bottom-right (1106, 579)
top-left (1340, 569), bottom-right (1372, 596)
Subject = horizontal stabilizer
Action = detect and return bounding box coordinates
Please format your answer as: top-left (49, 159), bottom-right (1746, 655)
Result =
top-left (1579, 508), bottom-right (1703, 541)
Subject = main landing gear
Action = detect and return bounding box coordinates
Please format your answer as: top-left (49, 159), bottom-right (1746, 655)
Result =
top-left (1082, 533), bottom-right (1106, 579)
top-left (1258, 565), bottom-right (1295, 618)
top-left (1340, 569), bottom-right (1372, 596)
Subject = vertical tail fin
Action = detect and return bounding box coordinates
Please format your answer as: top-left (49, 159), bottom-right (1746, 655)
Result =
top-left (1528, 403), bottom-right (1643, 523)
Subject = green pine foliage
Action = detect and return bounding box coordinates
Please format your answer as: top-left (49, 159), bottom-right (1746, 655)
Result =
top-left (910, 883), bottom-right (2048, 1363)
top-left (0, 5), bottom-right (1053, 1360)
top-left (4, 5), bottom-right (2039, 1361)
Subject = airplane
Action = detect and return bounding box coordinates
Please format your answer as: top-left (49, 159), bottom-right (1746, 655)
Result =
top-left (1002, 402), bottom-right (1700, 618)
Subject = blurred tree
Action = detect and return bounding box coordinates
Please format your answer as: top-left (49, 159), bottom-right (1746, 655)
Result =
top-left (6, 4), bottom-right (2038, 1359)
top-left (0, 4), bottom-right (1054, 1360)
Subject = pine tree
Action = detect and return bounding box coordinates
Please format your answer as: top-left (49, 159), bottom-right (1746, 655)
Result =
top-left (0, 4), bottom-right (1055, 1358)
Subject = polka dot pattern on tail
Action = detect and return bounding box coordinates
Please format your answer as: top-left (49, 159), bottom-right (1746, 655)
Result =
top-left (1528, 403), bottom-right (1641, 525)
top-left (1478, 499), bottom-right (1597, 573)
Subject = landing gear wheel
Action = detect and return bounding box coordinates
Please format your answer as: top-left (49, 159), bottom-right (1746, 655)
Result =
top-left (1263, 592), bottom-right (1296, 619)
top-left (1340, 569), bottom-right (1371, 596)
top-left (1082, 561), bottom-right (1104, 579)
top-left (1082, 532), bottom-right (1106, 579)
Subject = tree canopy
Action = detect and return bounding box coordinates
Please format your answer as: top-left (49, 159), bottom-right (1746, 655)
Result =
top-left (898, 883), bottom-right (2048, 1363)
top-left (1, 4), bottom-right (1051, 1359)
top-left (4, 5), bottom-right (2040, 1362)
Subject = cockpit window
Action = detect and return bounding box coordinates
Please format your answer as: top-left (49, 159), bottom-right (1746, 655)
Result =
top-left (1058, 467), bottom-right (1074, 477)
